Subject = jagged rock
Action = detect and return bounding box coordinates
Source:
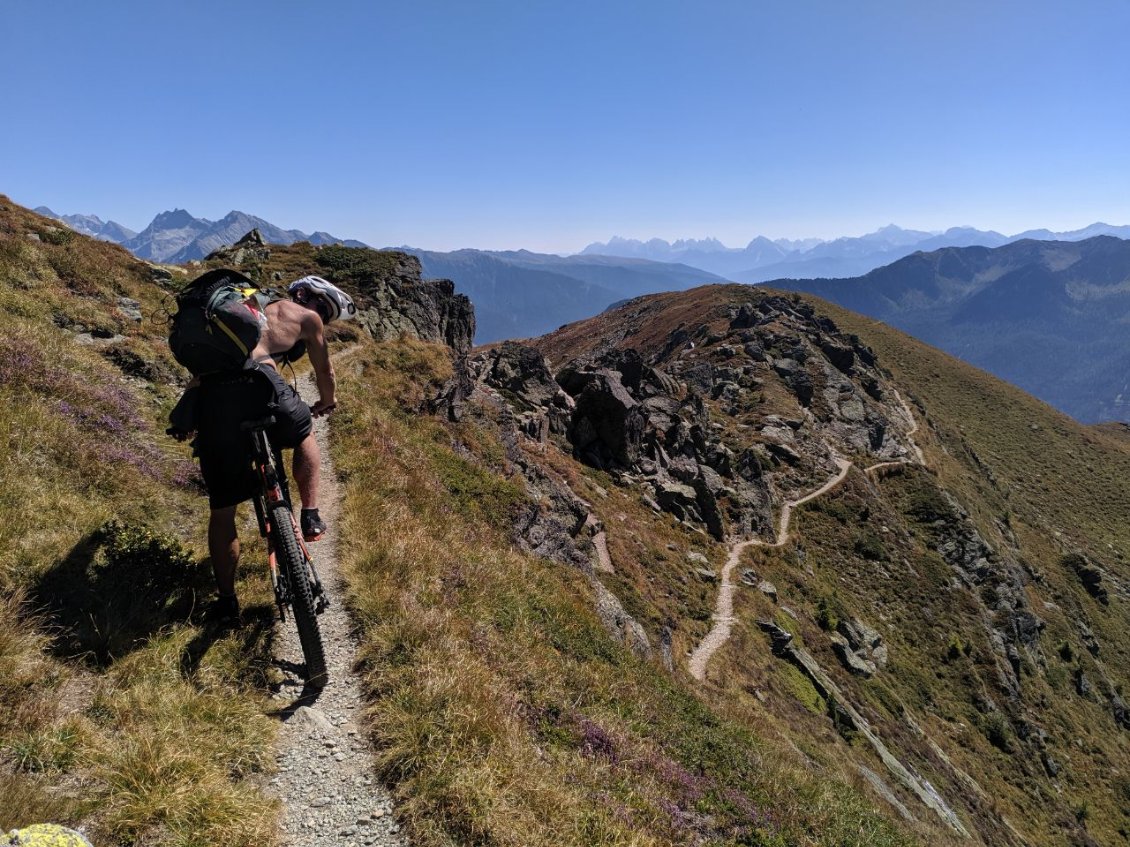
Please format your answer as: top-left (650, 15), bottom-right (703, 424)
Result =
top-left (1063, 553), bottom-right (1109, 604)
top-left (353, 258), bottom-right (475, 353)
top-left (838, 618), bottom-right (882, 651)
top-left (235, 228), bottom-right (265, 246)
top-left (591, 579), bottom-right (652, 658)
top-left (757, 580), bottom-right (778, 601)
top-left (1041, 751), bottom-right (1060, 777)
top-left (1074, 668), bottom-right (1093, 698)
top-left (730, 303), bottom-right (758, 329)
top-left (740, 569), bottom-right (758, 586)
top-left (483, 342), bottom-right (565, 409)
top-left (830, 633), bottom-right (877, 677)
top-left (1077, 622), bottom-right (1100, 656)
top-left (430, 356), bottom-right (475, 422)
top-left (694, 567), bottom-right (717, 582)
top-left (641, 494), bottom-right (662, 512)
top-left (687, 551), bottom-right (711, 567)
top-left (758, 620), bottom-right (794, 654)
top-left (660, 625), bottom-right (674, 673)
top-left (567, 370), bottom-right (646, 468)
top-left (683, 362), bottom-right (714, 394)
top-left (820, 339), bottom-right (855, 373)
top-left (655, 481), bottom-right (701, 521)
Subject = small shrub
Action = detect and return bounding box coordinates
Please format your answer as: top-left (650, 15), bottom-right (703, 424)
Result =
top-left (945, 634), bottom-right (970, 661)
top-left (982, 711), bottom-right (1012, 751)
top-left (816, 598), bottom-right (839, 632)
top-left (1058, 640), bottom-right (1075, 662)
top-left (853, 532), bottom-right (887, 562)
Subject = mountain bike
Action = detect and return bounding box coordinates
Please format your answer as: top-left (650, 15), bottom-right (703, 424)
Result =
top-left (241, 413), bottom-right (330, 688)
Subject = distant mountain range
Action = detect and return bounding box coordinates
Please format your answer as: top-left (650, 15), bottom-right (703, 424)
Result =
top-left (403, 247), bottom-right (722, 343)
top-left (771, 235), bottom-right (1130, 423)
top-left (34, 206), bottom-right (366, 263)
top-left (583, 223), bottom-right (1130, 281)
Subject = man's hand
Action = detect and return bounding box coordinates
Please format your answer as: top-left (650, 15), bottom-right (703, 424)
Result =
top-left (311, 399), bottom-right (337, 418)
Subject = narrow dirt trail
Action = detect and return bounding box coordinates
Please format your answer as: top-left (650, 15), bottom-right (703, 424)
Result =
top-left (268, 374), bottom-right (407, 847)
top-left (688, 456), bottom-right (851, 681)
top-left (689, 393), bottom-right (925, 682)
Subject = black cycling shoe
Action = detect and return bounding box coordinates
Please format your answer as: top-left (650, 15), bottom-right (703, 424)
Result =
top-left (209, 593), bottom-right (240, 625)
top-left (301, 508), bottom-right (327, 542)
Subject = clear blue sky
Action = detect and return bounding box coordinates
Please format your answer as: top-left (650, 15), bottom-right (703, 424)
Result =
top-left (3, 0), bottom-right (1129, 253)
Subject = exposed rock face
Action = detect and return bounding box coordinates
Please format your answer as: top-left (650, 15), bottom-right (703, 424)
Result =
top-left (535, 296), bottom-right (922, 541)
top-left (352, 255), bottom-right (475, 354)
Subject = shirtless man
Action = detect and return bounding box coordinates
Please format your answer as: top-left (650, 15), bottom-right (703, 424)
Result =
top-left (193, 274), bottom-right (356, 620)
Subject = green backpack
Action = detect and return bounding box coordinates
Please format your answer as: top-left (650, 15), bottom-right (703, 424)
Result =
top-left (168, 268), bottom-right (277, 375)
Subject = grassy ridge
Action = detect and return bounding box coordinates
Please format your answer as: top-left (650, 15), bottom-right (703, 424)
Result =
top-left (0, 198), bottom-right (278, 845)
top-left (532, 284), bottom-right (1129, 845)
top-left (329, 338), bottom-right (914, 846)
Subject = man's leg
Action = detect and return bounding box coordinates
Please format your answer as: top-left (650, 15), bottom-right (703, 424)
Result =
top-left (292, 433), bottom-right (320, 510)
top-left (208, 506), bottom-right (240, 597)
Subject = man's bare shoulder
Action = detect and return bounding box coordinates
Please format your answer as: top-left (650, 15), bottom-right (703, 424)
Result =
top-left (266, 298), bottom-right (308, 319)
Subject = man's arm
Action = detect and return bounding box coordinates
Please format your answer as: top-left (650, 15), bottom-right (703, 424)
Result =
top-left (302, 310), bottom-right (337, 416)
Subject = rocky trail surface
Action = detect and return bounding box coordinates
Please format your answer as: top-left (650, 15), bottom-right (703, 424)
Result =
top-left (689, 391), bottom-right (922, 682)
top-left (267, 374), bottom-right (407, 847)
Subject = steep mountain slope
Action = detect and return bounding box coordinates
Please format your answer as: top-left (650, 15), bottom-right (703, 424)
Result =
top-left (771, 236), bottom-right (1130, 422)
top-left (0, 198), bottom-right (279, 844)
top-left (6, 196), bottom-right (1127, 845)
top-left (522, 284), bottom-right (1129, 845)
top-left (0, 198), bottom-right (466, 846)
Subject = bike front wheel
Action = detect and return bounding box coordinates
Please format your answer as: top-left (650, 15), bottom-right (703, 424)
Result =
top-left (269, 502), bottom-right (328, 688)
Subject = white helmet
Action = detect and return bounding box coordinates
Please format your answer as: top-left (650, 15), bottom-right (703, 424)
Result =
top-left (288, 275), bottom-right (357, 323)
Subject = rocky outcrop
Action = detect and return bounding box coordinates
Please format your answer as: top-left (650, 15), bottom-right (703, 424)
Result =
top-left (758, 620), bottom-right (970, 836)
top-left (351, 255), bottom-right (475, 354)
top-left (829, 617), bottom-right (888, 677)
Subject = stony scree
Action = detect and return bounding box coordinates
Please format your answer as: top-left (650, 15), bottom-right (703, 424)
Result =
top-left (268, 374), bottom-right (407, 847)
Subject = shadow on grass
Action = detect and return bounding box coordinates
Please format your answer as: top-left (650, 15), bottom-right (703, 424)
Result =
top-left (178, 600), bottom-right (277, 682)
top-left (33, 523), bottom-right (211, 667)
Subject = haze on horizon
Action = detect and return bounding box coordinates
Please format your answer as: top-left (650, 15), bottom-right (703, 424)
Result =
top-left (4, 0), bottom-right (1128, 255)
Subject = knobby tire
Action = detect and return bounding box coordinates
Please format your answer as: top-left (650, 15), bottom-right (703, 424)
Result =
top-left (270, 502), bottom-right (328, 688)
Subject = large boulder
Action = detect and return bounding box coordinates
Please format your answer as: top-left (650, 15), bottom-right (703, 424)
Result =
top-left (567, 370), bottom-right (646, 468)
top-left (483, 342), bottom-right (567, 409)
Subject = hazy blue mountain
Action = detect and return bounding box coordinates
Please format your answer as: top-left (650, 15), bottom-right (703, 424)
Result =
top-left (480, 250), bottom-right (722, 299)
top-left (404, 247), bottom-right (723, 343)
top-left (122, 209), bottom-right (213, 262)
top-left (581, 234), bottom-right (797, 276)
top-left (407, 249), bottom-right (621, 343)
top-left (34, 206), bottom-right (137, 242)
top-left (586, 224), bottom-right (1129, 284)
top-left (770, 236), bottom-right (1130, 423)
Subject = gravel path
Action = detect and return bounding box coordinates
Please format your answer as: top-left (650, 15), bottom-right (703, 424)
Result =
top-left (267, 375), bottom-right (408, 847)
top-left (688, 456), bottom-right (852, 681)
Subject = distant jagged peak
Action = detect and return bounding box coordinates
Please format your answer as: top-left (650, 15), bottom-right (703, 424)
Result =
top-left (149, 208), bottom-right (209, 229)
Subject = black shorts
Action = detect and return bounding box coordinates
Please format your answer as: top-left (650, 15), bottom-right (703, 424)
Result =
top-left (196, 366), bottom-right (313, 509)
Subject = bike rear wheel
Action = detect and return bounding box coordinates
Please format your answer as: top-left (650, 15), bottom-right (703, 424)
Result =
top-left (269, 501), bottom-right (328, 688)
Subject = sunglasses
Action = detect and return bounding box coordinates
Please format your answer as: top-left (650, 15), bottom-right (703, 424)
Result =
top-left (296, 289), bottom-right (333, 322)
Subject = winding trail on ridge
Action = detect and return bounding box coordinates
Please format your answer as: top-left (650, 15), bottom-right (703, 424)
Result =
top-left (688, 390), bottom-right (922, 682)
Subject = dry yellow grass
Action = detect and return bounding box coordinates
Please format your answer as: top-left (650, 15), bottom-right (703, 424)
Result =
top-left (329, 338), bottom-right (914, 847)
top-left (0, 198), bottom-right (279, 844)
